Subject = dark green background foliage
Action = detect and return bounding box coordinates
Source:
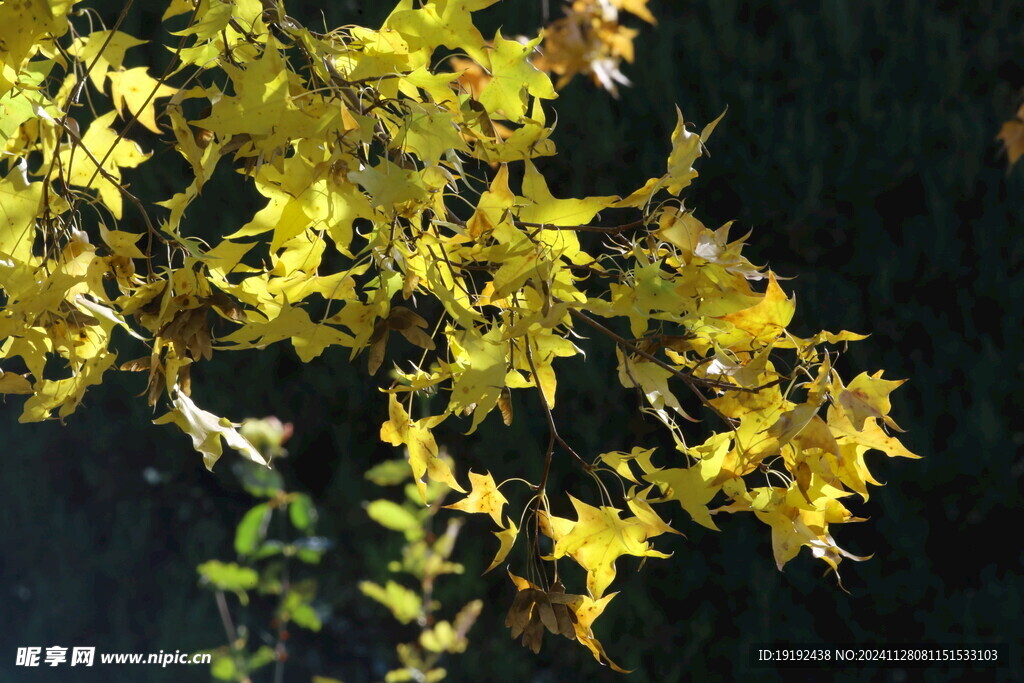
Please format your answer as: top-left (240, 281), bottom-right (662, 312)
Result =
top-left (2, 1), bottom-right (1022, 681)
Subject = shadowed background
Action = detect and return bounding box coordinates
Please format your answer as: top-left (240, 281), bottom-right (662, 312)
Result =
top-left (2, 1), bottom-right (1021, 681)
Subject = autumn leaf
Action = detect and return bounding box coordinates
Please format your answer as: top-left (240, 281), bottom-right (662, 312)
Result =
top-left (478, 31), bottom-right (557, 121)
top-left (997, 104), bottom-right (1024, 167)
top-left (108, 67), bottom-right (178, 133)
top-left (444, 470), bottom-right (508, 525)
top-left (546, 495), bottom-right (672, 598)
top-left (153, 389), bottom-right (267, 470)
top-left (379, 393), bottom-right (465, 501)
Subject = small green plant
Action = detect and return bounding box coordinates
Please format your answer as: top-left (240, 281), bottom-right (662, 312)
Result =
top-left (361, 453), bottom-right (482, 683)
top-left (197, 417), bottom-right (331, 682)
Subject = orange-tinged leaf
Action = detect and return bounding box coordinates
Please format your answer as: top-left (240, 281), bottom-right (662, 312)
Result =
top-left (837, 370), bottom-right (906, 431)
top-left (997, 116), bottom-right (1024, 167)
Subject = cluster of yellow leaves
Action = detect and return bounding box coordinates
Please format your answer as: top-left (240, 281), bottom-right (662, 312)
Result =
top-left (0, 0), bottom-right (917, 670)
top-left (449, 0), bottom-right (656, 99)
top-left (534, 0), bottom-right (656, 96)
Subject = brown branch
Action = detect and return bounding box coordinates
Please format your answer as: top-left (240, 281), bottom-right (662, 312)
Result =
top-left (568, 308), bottom-right (786, 396)
top-left (523, 339), bottom-right (589, 492)
top-left (55, 119), bottom-right (167, 249)
top-left (568, 307), bottom-right (733, 427)
top-left (515, 218), bottom-right (646, 234)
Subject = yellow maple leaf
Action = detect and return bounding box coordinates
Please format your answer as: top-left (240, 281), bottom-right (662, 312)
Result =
top-left (58, 110), bottom-right (151, 219)
top-left (153, 389), bottom-right (267, 470)
top-left (828, 409), bottom-right (920, 461)
top-left (717, 272), bottom-right (795, 346)
top-left (0, 164), bottom-right (42, 263)
top-left (20, 352), bottom-right (116, 423)
top-left (444, 470), bottom-right (508, 525)
top-left (194, 36), bottom-right (295, 137)
top-left (0, 370), bottom-right (32, 395)
top-left (109, 67), bottom-right (178, 133)
top-left (379, 393), bottom-right (464, 501)
top-left (386, 0), bottom-right (498, 68)
top-left (570, 591), bottom-right (632, 673)
top-left (517, 160), bottom-right (617, 227)
top-left (644, 434), bottom-right (730, 530)
top-left (548, 495), bottom-right (671, 598)
top-left (0, 0), bottom-right (76, 93)
top-left (837, 370), bottom-right (907, 431)
top-left (479, 31), bottom-right (557, 121)
top-left (466, 163), bottom-right (515, 239)
top-left (393, 102), bottom-right (469, 165)
top-left (666, 107), bottom-right (724, 194)
top-left (485, 517), bottom-right (518, 573)
top-left (448, 326), bottom-right (507, 432)
top-left (68, 30), bottom-right (147, 91)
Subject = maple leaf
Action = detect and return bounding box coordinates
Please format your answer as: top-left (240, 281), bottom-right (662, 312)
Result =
top-left (547, 495), bottom-right (671, 598)
top-left (194, 36), bottom-right (296, 138)
top-left (448, 326), bottom-right (507, 432)
top-left (386, 0), bottom-right (498, 67)
top-left (517, 160), bottom-right (617, 227)
top-left (644, 434), bottom-right (731, 530)
top-left (479, 31), bottom-right (557, 121)
top-left (716, 272), bottom-right (796, 347)
top-left (379, 393), bottom-right (465, 501)
top-left (109, 67), bottom-right (178, 133)
top-left (68, 30), bottom-right (148, 92)
top-left (58, 110), bottom-right (151, 219)
top-left (0, 164), bottom-right (43, 263)
top-left (836, 370), bottom-right (907, 431)
top-left (0, 0), bottom-right (76, 93)
top-left (153, 389), bottom-right (266, 470)
top-left (444, 470), bottom-right (508, 525)
top-left (393, 102), bottom-right (469, 165)
top-left (570, 592), bottom-right (632, 673)
top-left (485, 517), bottom-right (519, 573)
top-left (0, 369), bottom-right (32, 394)
top-left (241, 307), bottom-right (351, 362)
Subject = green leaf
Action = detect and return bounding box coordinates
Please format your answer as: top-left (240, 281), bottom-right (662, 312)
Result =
top-left (197, 560), bottom-right (258, 592)
top-left (366, 499), bottom-right (423, 539)
top-left (235, 504), bottom-right (270, 556)
top-left (365, 458), bottom-right (413, 486)
top-left (289, 493), bottom-right (318, 532)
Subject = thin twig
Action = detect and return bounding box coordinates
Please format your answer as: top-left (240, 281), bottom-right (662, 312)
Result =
top-left (516, 218), bottom-right (646, 234)
top-left (214, 590), bottom-right (238, 644)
